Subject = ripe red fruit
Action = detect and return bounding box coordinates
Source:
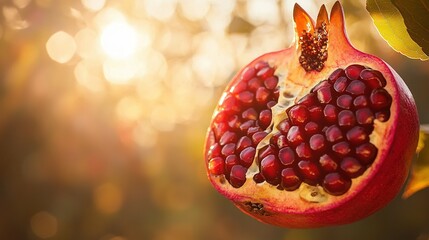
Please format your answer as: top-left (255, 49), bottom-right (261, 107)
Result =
top-left (204, 2), bottom-right (419, 228)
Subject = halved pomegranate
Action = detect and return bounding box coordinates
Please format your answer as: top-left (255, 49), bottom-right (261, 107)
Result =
top-left (204, 2), bottom-right (419, 228)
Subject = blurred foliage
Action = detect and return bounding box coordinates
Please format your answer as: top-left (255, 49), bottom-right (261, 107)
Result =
top-left (403, 127), bottom-right (429, 199)
top-left (0, 0), bottom-right (428, 240)
top-left (366, 0), bottom-right (428, 60)
top-left (392, 0), bottom-right (429, 56)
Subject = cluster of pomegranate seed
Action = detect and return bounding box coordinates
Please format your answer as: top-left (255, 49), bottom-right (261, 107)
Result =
top-left (207, 63), bottom-right (392, 196)
top-left (207, 61), bottom-right (279, 187)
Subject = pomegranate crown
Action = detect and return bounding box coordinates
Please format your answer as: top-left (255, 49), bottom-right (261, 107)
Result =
top-left (293, 1), bottom-right (349, 72)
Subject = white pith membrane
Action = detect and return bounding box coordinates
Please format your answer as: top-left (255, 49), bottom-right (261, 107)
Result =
top-left (205, 2), bottom-right (402, 216)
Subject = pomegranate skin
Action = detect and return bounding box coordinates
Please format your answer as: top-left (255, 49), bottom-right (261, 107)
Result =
top-left (204, 2), bottom-right (419, 228)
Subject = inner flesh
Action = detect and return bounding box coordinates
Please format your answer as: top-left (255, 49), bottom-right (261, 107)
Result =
top-left (207, 62), bottom-right (392, 196)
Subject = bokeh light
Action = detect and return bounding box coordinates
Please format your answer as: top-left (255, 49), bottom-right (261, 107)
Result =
top-left (100, 21), bottom-right (138, 60)
top-left (81, 0), bottom-right (105, 12)
top-left (1, 0), bottom-right (429, 239)
top-left (46, 31), bottom-right (77, 63)
top-left (30, 211), bottom-right (58, 239)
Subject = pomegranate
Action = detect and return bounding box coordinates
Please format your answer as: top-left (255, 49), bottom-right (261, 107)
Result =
top-left (204, 2), bottom-right (419, 228)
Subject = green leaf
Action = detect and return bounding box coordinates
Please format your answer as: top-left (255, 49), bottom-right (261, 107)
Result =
top-left (392, 0), bottom-right (429, 56)
top-left (366, 0), bottom-right (428, 60)
top-left (403, 125), bottom-right (429, 199)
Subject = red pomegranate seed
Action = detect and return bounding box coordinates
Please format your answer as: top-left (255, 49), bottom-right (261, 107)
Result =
top-left (225, 155), bottom-right (239, 173)
top-left (340, 157), bottom-right (364, 178)
top-left (375, 110), bottom-right (390, 122)
top-left (252, 131), bottom-right (268, 144)
top-left (248, 126), bottom-right (261, 135)
top-left (296, 143), bottom-right (312, 159)
top-left (319, 154), bottom-right (338, 172)
top-left (278, 147), bottom-right (295, 165)
top-left (242, 108), bottom-right (258, 120)
top-left (333, 77), bottom-right (348, 93)
top-left (257, 67), bottom-right (275, 79)
top-left (370, 88), bottom-right (392, 110)
top-left (227, 115), bottom-right (240, 129)
top-left (270, 132), bottom-right (281, 145)
top-left (345, 64), bottom-right (365, 80)
top-left (253, 173), bottom-right (265, 183)
top-left (255, 87), bottom-right (270, 104)
top-left (219, 131), bottom-right (237, 145)
top-left (221, 143), bottom-right (236, 156)
top-left (248, 78), bottom-right (263, 91)
top-left (353, 95), bottom-right (369, 108)
top-left (259, 144), bottom-right (277, 159)
top-left (236, 136), bottom-right (252, 151)
top-left (338, 110), bottom-right (356, 128)
top-left (360, 69), bottom-right (386, 89)
top-left (287, 126), bottom-right (304, 146)
top-left (309, 134), bottom-right (326, 151)
top-left (332, 141), bottom-right (351, 157)
top-left (214, 110), bottom-right (230, 123)
top-left (355, 142), bottom-right (378, 165)
top-left (308, 106), bottom-right (323, 121)
top-left (336, 94), bottom-right (353, 109)
top-left (323, 104), bottom-right (338, 124)
top-left (297, 160), bottom-right (321, 184)
top-left (231, 81), bottom-right (247, 94)
top-left (346, 126), bottom-right (368, 145)
top-left (264, 76), bottom-right (278, 90)
top-left (304, 121), bottom-right (320, 135)
top-left (208, 143), bottom-right (222, 159)
top-left (239, 120), bottom-right (255, 132)
top-left (260, 155), bottom-right (281, 185)
top-left (241, 66), bottom-right (256, 82)
top-left (288, 104), bottom-right (310, 125)
top-left (259, 109), bottom-right (272, 128)
top-left (311, 80), bottom-right (331, 93)
top-left (277, 134), bottom-right (289, 148)
top-left (277, 119), bottom-right (291, 133)
top-left (230, 165), bottom-right (247, 188)
top-left (254, 61), bottom-right (268, 70)
top-left (273, 89), bottom-right (280, 99)
top-left (213, 122), bottom-right (228, 140)
top-left (328, 68), bottom-right (345, 83)
top-left (346, 80), bottom-right (366, 95)
top-left (317, 86), bottom-right (333, 103)
top-left (322, 172), bottom-right (351, 195)
top-left (220, 95), bottom-right (241, 113)
top-left (267, 100), bottom-right (276, 108)
top-left (281, 168), bottom-right (302, 191)
top-left (356, 108), bottom-right (374, 125)
top-left (297, 93), bottom-right (317, 107)
top-left (325, 125), bottom-right (343, 142)
top-left (236, 91), bottom-right (254, 105)
top-left (208, 157), bottom-right (225, 175)
top-left (240, 147), bottom-right (256, 167)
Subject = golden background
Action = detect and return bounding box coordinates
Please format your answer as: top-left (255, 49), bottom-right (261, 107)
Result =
top-left (0, 0), bottom-right (428, 239)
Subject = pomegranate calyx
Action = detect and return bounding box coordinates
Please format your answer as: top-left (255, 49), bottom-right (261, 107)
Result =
top-left (294, 4), bottom-right (328, 72)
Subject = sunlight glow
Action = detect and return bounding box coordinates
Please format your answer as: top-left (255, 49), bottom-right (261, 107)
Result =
top-left (100, 21), bottom-right (138, 59)
top-left (46, 31), bottom-right (77, 63)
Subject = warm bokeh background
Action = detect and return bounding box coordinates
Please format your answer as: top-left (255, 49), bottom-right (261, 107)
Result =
top-left (0, 0), bottom-right (428, 239)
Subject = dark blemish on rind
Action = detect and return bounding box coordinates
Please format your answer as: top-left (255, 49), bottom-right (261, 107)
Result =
top-left (299, 22), bottom-right (328, 72)
top-left (244, 201), bottom-right (270, 216)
